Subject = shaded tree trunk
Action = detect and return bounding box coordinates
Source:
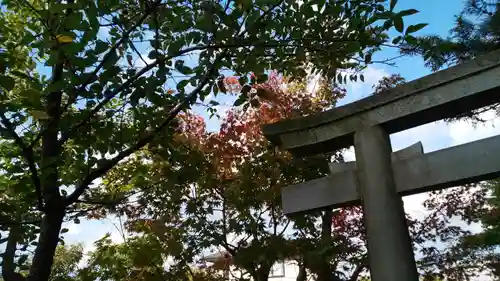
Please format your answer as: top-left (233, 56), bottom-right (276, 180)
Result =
top-left (249, 264), bottom-right (271, 281)
top-left (2, 225), bottom-right (26, 281)
top-left (26, 53), bottom-right (66, 281)
top-left (27, 210), bottom-right (65, 281)
top-left (316, 209), bottom-right (337, 281)
top-left (297, 262), bottom-right (307, 281)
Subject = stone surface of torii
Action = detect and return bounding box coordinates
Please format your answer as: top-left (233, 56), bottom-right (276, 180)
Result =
top-left (281, 136), bottom-right (500, 214)
top-left (261, 49), bottom-right (500, 281)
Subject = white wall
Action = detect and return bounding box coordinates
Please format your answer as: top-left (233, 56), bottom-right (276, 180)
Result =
top-left (269, 261), bottom-right (300, 281)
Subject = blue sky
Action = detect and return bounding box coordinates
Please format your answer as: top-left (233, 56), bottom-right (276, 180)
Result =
top-left (51, 0), bottom-right (500, 275)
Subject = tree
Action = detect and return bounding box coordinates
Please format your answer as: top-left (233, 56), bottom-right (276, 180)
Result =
top-left (87, 72), bottom-right (357, 281)
top-left (106, 73), bottom-right (349, 281)
top-left (402, 0), bottom-right (500, 71)
top-left (0, 244), bottom-right (84, 281)
top-left (26, 71), bottom-right (457, 281)
top-left (400, 0), bottom-right (500, 121)
top-left (0, 0), bottom-right (428, 280)
top-left (49, 244), bottom-right (84, 281)
top-left (107, 73), bottom-right (418, 281)
top-left (109, 70), bottom-right (478, 281)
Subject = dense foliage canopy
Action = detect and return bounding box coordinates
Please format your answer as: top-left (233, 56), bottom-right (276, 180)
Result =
top-left (3, 1), bottom-right (497, 281)
top-left (0, 0), bottom-right (427, 280)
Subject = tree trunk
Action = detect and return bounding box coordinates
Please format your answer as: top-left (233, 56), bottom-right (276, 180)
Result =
top-left (27, 54), bottom-right (65, 281)
top-left (316, 209), bottom-right (336, 281)
top-left (349, 262), bottom-right (366, 281)
top-left (250, 265), bottom-right (271, 281)
top-left (296, 263), bottom-right (307, 281)
top-left (26, 209), bottom-right (65, 281)
top-left (257, 268), bottom-right (269, 281)
top-left (2, 225), bottom-right (26, 281)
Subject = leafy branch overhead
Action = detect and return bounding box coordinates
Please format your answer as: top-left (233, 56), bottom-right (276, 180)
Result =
top-left (0, 0), bottom-right (427, 281)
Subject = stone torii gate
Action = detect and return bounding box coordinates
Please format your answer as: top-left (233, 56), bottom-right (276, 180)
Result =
top-left (262, 50), bottom-right (500, 281)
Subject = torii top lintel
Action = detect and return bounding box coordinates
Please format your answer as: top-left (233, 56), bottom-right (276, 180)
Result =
top-left (262, 50), bottom-right (500, 157)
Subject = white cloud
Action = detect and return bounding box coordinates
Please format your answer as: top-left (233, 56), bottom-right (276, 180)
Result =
top-left (65, 222), bottom-right (81, 236)
top-left (448, 110), bottom-right (500, 146)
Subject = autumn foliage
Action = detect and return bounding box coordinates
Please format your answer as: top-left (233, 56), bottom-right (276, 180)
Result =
top-left (106, 72), bottom-right (370, 281)
top-left (74, 71), bottom-right (499, 281)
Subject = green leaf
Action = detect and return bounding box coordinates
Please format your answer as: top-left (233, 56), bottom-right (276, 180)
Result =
top-left (29, 110), bottom-right (50, 120)
top-left (174, 60), bottom-right (192, 75)
top-left (238, 76), bottom-right (248, 86)
top-left (61, 228), bottom-right (69, 234)
top-left (0, 75), bottom-right (15, 91)
top-left (256, 74), bottom-right (268, 83)
top-left (360, 74), bottom-right (365, 82)
top-left (398, 9), bottom-right (419, 17)
top-left (364, 53), bottom-right (372, 64)
top-left (176, 80), bottom-right (189, 92)
top-left (392, 36), bottom-right (403, 44)
top-left (233, 94), bottom-right (248, 106)
top-left (11, 71), bottom-right (38, 85)
top-left (102, 50), bottom-right (119, 69)
top-left (394, 16), bottom-right (404, 33)
top-left (168, 40), bottom-right (184, 54)
top-left (100, 66), bottom-right (122, 81)
top-left (406, 23), bottom-right (428, 34)
top-left (19, 89), bottom-right (41, 103)
top-left (233, 98), bottom-right (245, 107)
top-left (148, 50), bottom-right (159, 60)
top-left (95, 40), bottom-right (108, 54)
top-left (65, 11), bottom-right (84, 30)
top-left (405, 35), bottom-right (418, 44)
top-left (390, 0), bottom-right (397, 11)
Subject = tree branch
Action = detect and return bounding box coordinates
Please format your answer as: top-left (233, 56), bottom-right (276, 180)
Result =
top-left (61, 0), bottom-right (295, 205)
top-left (64, 60), bottom-right (220, 205)
top-left (2, 226), bottom-right (26, 281)
top-left (77, 0), bottom-right (162, 92)
top-left (0, 218), bottom-right (41, 226)
top-left (278, 220), bottom-right (291, 237)
top-left (219, 190), bottom-right (238, 256)
top-left (74, 198), bottom-right (124, 205)
top-left (59, 38), bottom-right (346, 144)
top-left (51, 0), bottom-right (162, 124)
top-left (0, 112), bottom-right (43, 210)
top-left (349, 259), bottom-right (367, 281)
